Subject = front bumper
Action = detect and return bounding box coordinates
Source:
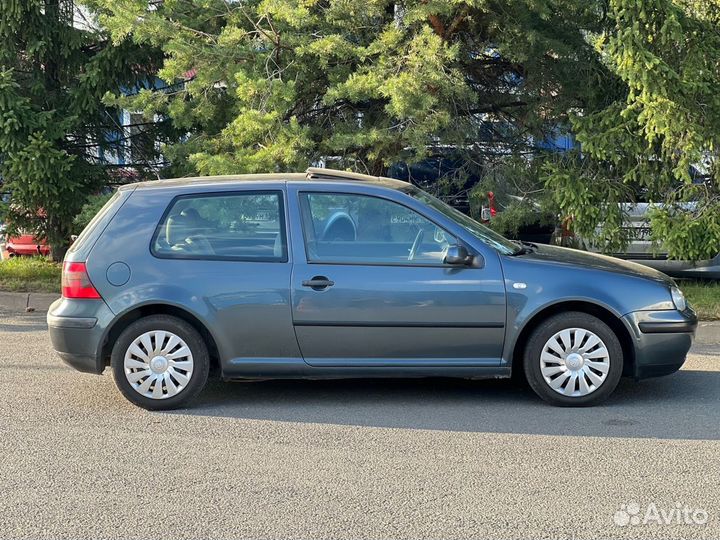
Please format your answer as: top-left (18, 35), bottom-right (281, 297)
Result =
top-left (623, 308), bottom-right (698, 379)
top-left (47, 298), bottom-right (115, 374)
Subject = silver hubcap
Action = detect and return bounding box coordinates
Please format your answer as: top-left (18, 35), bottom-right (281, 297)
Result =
top-left (123, 330), bottom-right (194, 400)
top-left (540, 327), bottom-right (610, 397)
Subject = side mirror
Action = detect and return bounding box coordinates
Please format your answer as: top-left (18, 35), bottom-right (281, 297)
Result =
top-left (444, 244), bottom-right (471, 265)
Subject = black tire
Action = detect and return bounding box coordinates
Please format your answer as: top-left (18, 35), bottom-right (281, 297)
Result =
top-left (111, 315), bottom-right (210, 410)
top-left (523, 311), bottom-right (623, 407)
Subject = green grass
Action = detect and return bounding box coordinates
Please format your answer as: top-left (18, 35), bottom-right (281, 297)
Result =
top-left (681, 281), bottom-right (720, 321)
top-left (0, 255), bottom-right (717, 319)
top-left (0, 256), bottom-right (61, 293)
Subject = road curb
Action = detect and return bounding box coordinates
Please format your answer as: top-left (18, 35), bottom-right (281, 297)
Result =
top-left (0, 291), bottom-right (59, 313)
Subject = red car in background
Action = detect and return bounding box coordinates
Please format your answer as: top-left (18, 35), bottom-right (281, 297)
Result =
top-left (0, 192), bottom-right (51, 257)
top-left (3, 232), bottom-right (50, 257)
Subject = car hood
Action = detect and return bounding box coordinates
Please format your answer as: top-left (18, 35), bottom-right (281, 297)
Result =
top-left (516, 243), bottom-right (675, 286)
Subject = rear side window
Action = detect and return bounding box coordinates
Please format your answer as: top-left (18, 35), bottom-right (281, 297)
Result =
top-left (152, 191), bottom-right (287, 262)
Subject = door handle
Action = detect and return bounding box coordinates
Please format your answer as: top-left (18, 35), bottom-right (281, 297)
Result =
top-left (302, 276), bottom-right (335, 291)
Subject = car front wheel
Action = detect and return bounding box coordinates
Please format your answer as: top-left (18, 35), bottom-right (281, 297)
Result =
top-left (523, 312), bottom-right (623, 406)
top-left (111, 315), bottom-right (210, 410)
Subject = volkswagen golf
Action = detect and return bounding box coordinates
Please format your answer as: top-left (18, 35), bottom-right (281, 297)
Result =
top-left (48, 168), bottom-right (698, 409)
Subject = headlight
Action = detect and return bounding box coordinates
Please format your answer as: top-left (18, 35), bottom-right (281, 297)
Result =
top-left (671, 286), bottom-right (687, 311)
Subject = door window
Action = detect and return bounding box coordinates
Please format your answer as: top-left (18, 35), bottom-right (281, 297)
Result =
top-left (299, 192), bottom-right (452, 264)
top-left (153, 191), bottom-right (286, 261)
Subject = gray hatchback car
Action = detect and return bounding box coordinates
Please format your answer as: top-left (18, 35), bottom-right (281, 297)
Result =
top-left (48, 168), bottom-right (698, 409)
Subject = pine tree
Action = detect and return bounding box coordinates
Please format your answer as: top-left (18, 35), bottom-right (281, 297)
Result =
top-left (0, 0), bottom-right (164, 260)
top-left (93, 0), bottom-right (720, 259)
top-left (92, 0), bottom-right (611, 174)
top-left (543, 0), bottom-right (720, 259)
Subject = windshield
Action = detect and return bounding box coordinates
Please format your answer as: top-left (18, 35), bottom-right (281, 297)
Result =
top-left (404, 186), bottom-right (521, 256)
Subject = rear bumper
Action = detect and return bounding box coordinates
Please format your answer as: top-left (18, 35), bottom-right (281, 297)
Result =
top-left (47, 298), bottom-right (114, 374)
top-left (623, 308), bottom-right (698, 379)
top-left (6, 244), bottom-right (51, 256)
top-left (47, 314), bottom-right (97, 328)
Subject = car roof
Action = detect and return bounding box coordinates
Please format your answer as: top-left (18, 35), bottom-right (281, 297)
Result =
top-left (126, 167), bottom-right (411, 191)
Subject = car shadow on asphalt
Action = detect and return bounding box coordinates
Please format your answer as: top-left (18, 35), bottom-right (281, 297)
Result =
top-left (169, 369), bottom-right (720, 440)
top-left (0, 318), bottom-right (48, 333)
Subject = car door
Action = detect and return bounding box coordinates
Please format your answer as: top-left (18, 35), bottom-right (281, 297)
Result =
top-left (141, 187), bottom-right (301, 369)
top-left (288, 184), bottom-right (506, 367)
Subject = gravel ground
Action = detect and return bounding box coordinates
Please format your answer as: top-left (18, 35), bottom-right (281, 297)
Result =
top-left (0, 309), bottom-right (718, 540)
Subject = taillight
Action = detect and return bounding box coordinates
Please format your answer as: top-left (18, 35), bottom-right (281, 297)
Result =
top-left (487, 191), bottom-right (497, 217)
top-left (62, 262), bottom-right (101, 299)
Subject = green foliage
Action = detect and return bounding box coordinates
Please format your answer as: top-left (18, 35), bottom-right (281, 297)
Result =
top-left (0, 1), bottom-right (165, 260)
top-left (469, 156), bottom-right (558, 239)
top-left (72, 193), bottom-right (113, 234)
top-left (682, 280), bottom-right (720, 320)
top-left (93, 0), bottom-right (612, 174)
top-left (542, 151), bottom-right (637, 253)
top-left (85, 0), bottom-right (720, 260)
top-left (0, 256), bottom-right (61, 293)
top-left (649, 201), bottom-right (720, 261)
top-left (543, 0), bottom-right (720, 259)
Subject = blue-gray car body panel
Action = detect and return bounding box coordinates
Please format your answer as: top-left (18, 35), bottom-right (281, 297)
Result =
top-left (48, 172), bottom-right (697, 381)
top-left (285, 181), bottom-right (507, 368)
top-left (83, 181), bottom-right (303, 370)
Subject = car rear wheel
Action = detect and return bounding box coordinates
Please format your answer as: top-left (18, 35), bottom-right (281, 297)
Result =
top-left (111, 315), bottom-right (210, 410)
top-left (523, 312), bottom-right (623, 406)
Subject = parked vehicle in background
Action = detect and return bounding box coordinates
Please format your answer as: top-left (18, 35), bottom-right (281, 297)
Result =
top-left (388, 154), bottom-right (555, 245)
top-left (481, 185), bottom-right (720, 280)
top-left (4, 232), bottom-right (50, 257)
top-left (583, 202), bottom-right (720, 280)
top-left (1, 192), bottom-right (51, 258)
top-left (48, 168), bottom-right (697, 410)
top-left (1, 222), bottom-right (50, 259)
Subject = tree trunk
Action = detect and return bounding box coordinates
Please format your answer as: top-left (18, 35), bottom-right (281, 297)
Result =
top-left (50, 243), bottom-right (68, 263)
top-left (47, 215), bottom-right (69, 263)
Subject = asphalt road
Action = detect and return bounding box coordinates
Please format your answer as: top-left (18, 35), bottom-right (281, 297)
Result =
top-left (1, 306), bottom-right (719, 540)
